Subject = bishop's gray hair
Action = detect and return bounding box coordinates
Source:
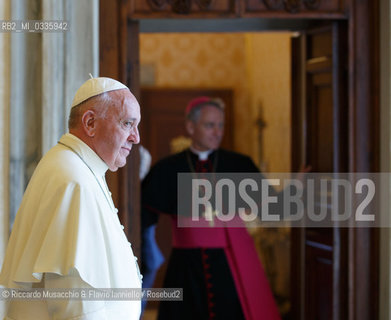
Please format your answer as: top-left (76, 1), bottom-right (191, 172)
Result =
top-left (68, 92), bottom-right (114, 129)
top-left (186, 98), bottom-right (225, 123)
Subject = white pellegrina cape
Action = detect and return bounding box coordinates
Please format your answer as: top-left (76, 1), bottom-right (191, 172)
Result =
top-left (0, 133), bottom-right (142, 320)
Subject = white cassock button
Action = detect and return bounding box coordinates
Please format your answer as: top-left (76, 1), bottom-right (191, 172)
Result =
top-left (128, 242), bottom-right (132, 247)
top-left (121, 225), bottom-right (125, 230)
top-left (114, 208), bottom-right (118, 214)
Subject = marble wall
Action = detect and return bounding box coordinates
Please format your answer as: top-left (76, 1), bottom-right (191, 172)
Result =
top-left (0, 0), bottom-right (98, 316)
top-left (7, 0), bottom-right (99, 226)
top-left (0, 0), bottom-right (10, 317)
top-left (9, 0), bottom-right (42, 226)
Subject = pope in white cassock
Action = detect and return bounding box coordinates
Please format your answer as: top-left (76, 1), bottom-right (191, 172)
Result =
top-left (0, 77), bottom-right (143, 319)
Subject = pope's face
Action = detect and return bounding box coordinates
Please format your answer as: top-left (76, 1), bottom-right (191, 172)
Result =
top-left (93, 89), bottom-right (141, 171)
top-left (187, 105), bottom-right (224, 151)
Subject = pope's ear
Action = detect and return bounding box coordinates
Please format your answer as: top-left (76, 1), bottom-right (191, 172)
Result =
top-left (81, 110), bottom-right (97, 137)
top-left (186, 120), bottom-right (194, 136)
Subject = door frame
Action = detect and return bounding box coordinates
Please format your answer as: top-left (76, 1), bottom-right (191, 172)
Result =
top-left (99, 1), bottom-right (380, 319)
top-left (291, 22), bottom-right (350, 319)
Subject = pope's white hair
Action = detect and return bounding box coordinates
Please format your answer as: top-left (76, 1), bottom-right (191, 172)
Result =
top-left (68, 91), bottom-right (114, 129)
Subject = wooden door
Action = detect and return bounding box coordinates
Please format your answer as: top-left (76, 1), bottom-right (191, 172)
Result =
top-left (100, 1), bottom-right (380, 318)
top-left (99, 15), bottom-right (142, 258)
top-left (291, 22), bottom-right (349, 320)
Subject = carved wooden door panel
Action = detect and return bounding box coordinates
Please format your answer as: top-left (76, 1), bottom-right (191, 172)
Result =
top-left (291, 22), bottom-right (348, 320)
top-left (129, 0), bottom-right (348, 18)
top-left (244, 0), bottom-right (347, 16)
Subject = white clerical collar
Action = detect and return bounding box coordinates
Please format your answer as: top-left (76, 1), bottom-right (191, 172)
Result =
top-left (59, 133), bottom-right (109, 177)
top-left (189, 146), bottom-right (214, 161)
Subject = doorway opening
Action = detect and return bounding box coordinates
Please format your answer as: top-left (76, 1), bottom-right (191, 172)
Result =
top-left (138, 25), bottom-right (299, 320)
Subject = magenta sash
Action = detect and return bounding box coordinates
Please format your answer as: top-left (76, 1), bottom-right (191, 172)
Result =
top-left (172, 216), bottom-right (281, 320)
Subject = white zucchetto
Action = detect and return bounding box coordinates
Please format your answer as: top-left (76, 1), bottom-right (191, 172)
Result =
top-left (71, 76), bottom-right (128, 108)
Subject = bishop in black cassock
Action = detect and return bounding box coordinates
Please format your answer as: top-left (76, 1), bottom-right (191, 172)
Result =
top-left (141, 97), bottom-right (280, 320)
